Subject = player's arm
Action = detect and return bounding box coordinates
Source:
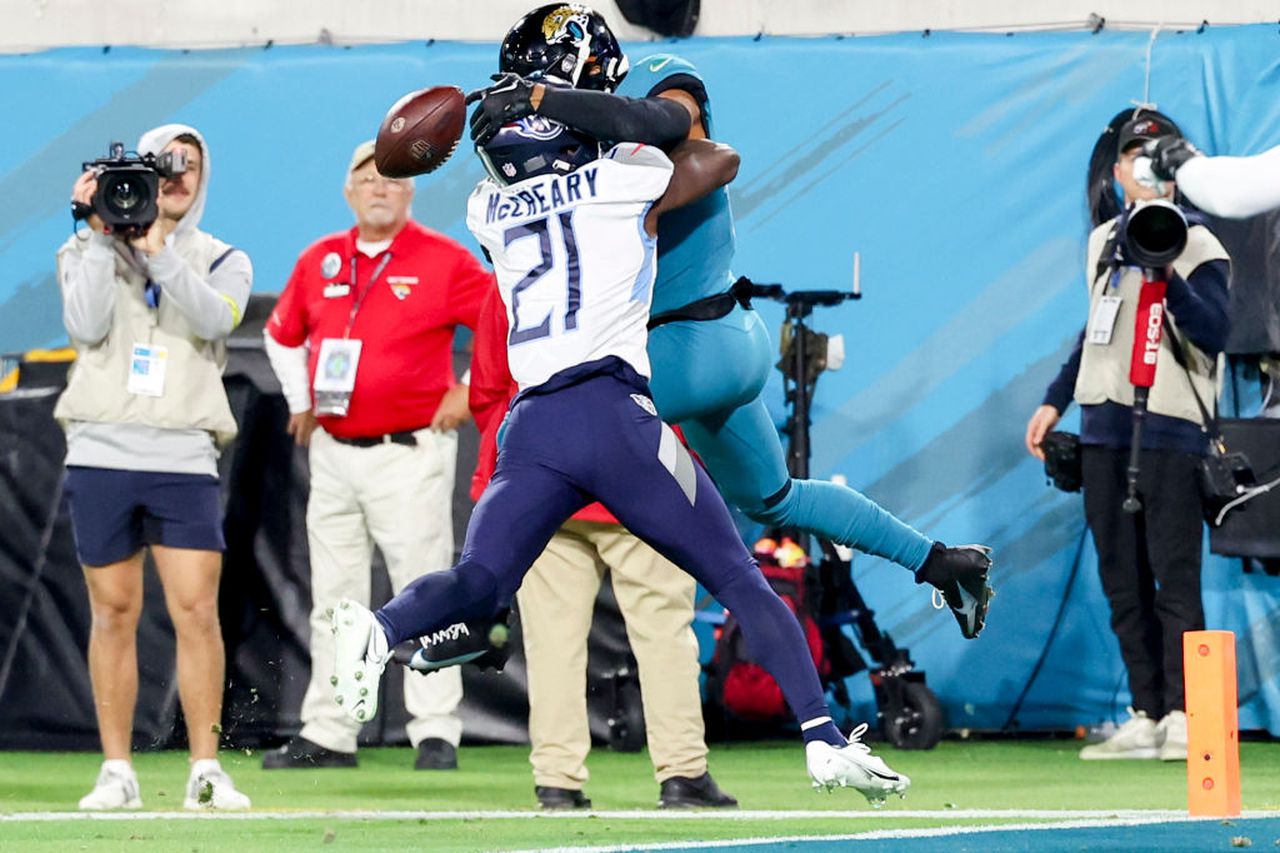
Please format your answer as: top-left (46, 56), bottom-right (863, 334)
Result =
top-left (468, 74), bottom-right (690, 148)
top-left (645, 139), bottom-right (739, 235)
top-left (1174, 144), bottom-right (1280, 220)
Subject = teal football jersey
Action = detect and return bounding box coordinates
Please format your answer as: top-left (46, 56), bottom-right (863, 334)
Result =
top-left (618, 54), bottom-right (736, 313)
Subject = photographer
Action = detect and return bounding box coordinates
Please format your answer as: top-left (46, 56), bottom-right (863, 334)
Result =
top-left (1024, 112), bottom-right (1230, 763)
top-left (55, 124), bottom-right (251, 810)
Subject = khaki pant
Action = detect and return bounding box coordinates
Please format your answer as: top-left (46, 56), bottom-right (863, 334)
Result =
top-left (299, 427), bottom-right (463, 753)
top-left (518, 519), bottom-right (707, 788)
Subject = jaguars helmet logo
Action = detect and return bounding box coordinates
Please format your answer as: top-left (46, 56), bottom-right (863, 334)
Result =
top-left (541, 5), bottom-right (591, 44)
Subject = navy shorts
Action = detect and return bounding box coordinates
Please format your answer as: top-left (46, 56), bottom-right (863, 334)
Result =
top-left (63, 466), bottom-right (225, 567)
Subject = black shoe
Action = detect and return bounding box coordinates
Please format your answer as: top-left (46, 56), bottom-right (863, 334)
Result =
top-left (535, 786), bottom-right (592, 810)
top-left (414, 738), bottom-right (458, 770)
top-left (918, 542), bottom-right (995, 640)
top-left (262, 736), bottom-right (357, 769)
top-left (658, 772), bottom-right (738, 809)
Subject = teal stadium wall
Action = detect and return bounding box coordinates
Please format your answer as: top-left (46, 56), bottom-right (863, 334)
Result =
top-left (1, 26), bottom-right (1277, 734)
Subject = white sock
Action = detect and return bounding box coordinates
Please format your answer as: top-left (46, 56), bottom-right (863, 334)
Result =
top-left (102, 759), bottom-right (134, 777)
top-left (370, 621), bottom-right (391, 664)
top-left (190, 758), bottom-right (222, 778)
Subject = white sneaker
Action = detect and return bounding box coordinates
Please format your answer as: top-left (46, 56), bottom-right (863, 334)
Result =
top-left (804, 723), bottom-right (910, 806)
top-left (330, 599), bottom-right (391, 724)
top-left (1079, 708), bottom-right (1159, 760)
top-left (1157, 710), bottom-right (1188, 761)
top-left (183, 759), bottom-right (251, 810)
top-left (78, 760), bottom-right (142, 810)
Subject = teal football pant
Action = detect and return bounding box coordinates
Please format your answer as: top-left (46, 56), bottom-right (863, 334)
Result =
top-left (646, 305), bottom-right (933, 571)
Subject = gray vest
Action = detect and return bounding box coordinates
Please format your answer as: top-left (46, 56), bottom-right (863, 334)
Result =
top-left (1074, 218), bottom-right (1229, 425)
top-left (54, 230), bottom-right (239, 447)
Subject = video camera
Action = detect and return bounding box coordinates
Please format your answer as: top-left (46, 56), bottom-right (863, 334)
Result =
top-left (73, 142), bottom-right (188, 236)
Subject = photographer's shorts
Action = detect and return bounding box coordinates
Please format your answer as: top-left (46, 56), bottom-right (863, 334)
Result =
top-left (64, 466), bottom-right (225, 566)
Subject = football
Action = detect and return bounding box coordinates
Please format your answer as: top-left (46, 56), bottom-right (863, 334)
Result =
top-left (374, 85), bottom-right (466, 178)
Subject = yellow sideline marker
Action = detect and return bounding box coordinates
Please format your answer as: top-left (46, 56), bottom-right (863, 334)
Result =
top-left (1184, 630), bottom-right (1240, 817)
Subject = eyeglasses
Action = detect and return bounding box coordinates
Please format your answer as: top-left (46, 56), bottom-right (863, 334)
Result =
top-left (352, 174), bottom-right (410, 192)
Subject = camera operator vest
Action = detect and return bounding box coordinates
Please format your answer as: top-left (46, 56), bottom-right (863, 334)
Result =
top-left (1074, 218), bottom-right (1229, 426)
top-left (53, 230), bottom-right (239, 447)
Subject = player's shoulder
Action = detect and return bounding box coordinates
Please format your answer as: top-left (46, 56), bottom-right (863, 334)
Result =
top-left (620, 52), bottom-right (702, 96)
top-left (602, 143), bottom-right (674, 172)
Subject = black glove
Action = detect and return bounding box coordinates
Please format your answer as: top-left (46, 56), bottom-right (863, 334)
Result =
top-left (466, 72), bottom-right (537, 145)
top-left (1144, 135), bottom-right (1202, 181)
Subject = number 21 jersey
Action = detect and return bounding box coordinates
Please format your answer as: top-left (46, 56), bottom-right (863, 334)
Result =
top-left (465, 143), bottom-right (673, 391)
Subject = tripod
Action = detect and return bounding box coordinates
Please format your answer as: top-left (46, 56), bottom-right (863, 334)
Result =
top-left (746, 277), bottom-right (944, 750)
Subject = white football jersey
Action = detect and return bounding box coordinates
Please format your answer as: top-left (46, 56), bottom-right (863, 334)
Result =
top-left (466, 143), bottom-right (674, 390)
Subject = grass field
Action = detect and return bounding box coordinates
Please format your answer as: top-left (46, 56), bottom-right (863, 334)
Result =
top-left (1, 740), bottom-right (1278, 850)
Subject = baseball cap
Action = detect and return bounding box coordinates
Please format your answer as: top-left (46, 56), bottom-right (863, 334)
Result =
top-left (348, 139), bottom-right (377, 174)
top-left (1116, 114), bottom-right (1178, 156)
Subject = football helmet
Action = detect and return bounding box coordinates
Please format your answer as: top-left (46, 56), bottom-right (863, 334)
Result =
top-left (478, 115), bottom-right (602, 185)
top-left (499, 3), bottom-right (629, 92)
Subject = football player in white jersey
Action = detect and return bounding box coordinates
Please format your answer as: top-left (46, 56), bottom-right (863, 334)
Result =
top-left (329, 116), bottom-right (911, 802)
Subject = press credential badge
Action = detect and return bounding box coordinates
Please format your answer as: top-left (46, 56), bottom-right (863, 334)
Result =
top-left (1088, 295), bottom-right (1123, 346)
top-left (313, 338), bottom-right (363, 416)
top-left (127, 343), bottom-right (168, 397)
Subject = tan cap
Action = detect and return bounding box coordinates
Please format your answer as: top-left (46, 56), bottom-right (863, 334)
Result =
top-left (348, 139), bottom-right (377, 175)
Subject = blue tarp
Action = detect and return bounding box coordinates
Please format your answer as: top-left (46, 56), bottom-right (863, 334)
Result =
top-left (2, 25), bottom-right (1277, 734)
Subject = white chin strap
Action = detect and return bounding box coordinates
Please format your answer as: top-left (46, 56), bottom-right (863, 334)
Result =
top-left (568, 36), bottom-right (592, 87)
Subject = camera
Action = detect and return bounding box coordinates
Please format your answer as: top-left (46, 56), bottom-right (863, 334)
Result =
top-left (1124, 198), bottom-right (1187, 269)
top-left (74, 142), bottom-right (187, 235)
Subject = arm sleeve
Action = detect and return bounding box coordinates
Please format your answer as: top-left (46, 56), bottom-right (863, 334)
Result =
top-left (146, 244), bottom-right (252, 341)
top-left (263, 331), bottom-right (312, 414)
top-left (1176, 145), bottom-right (1280, 219)
top-left (1165, 259), bottom-right (1230, 356)
top-left (1042, 329), bottom-right (1085, 413)
top-left (58, 233), bottom-right (119, 345)
top-left (537, 87), bottom-right (691, 147)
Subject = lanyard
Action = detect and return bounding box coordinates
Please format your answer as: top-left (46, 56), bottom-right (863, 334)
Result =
top-left (342, 251), bottom-right (393, 338)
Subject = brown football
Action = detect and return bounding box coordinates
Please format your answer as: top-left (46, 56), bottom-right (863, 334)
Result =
top-left (374, 85), bottom-right (466, 178)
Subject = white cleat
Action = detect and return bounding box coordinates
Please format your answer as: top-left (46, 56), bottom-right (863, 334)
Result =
top-left (330, 598), bottom-right (391, 725)
top-left (805, 723), bottom-right (910, 806)
top-left (78, 761), bottom-right (142, 811)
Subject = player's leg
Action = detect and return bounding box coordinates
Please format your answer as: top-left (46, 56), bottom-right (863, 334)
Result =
top-left (650, 311), bottom-right (992, 637)
top-left (588, 390), bottom-right (908, 801)
top-left (600, 525), bottom-right (736, 808)
top-left (332, 456), bottom-right (587, 724)
top-left (518, 522), bottom-right (604, 805)
top-left (365, 428), bottom-right (463, 766)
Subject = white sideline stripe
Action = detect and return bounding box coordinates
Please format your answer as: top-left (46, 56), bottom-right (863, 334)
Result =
top-left (512, 814), bottom-right (1280, 853)
top-left (1, 808), bottom-right (1272, 822)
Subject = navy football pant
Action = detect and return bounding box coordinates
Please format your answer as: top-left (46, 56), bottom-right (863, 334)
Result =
top-left (377, 360), bottom-right (835, 729)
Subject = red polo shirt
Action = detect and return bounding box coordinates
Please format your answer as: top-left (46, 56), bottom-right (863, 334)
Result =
top-left (267, 221), bottom-right (492, 438)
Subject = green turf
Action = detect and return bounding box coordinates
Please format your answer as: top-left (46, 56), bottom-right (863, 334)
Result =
top-left (1, 740), bottom-right (1277, 851)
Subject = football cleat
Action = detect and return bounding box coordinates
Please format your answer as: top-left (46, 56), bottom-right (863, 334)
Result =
top-left (78, 762), bottom-right (142, 811)
top-left (406, 614), bottom-right (511, 674)
top-left (805, 723), bottom-right (910, 806)
top-left (927, 544), bottom-right (995, 639)
top-left (330, 599), bottom-right (391, 724)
